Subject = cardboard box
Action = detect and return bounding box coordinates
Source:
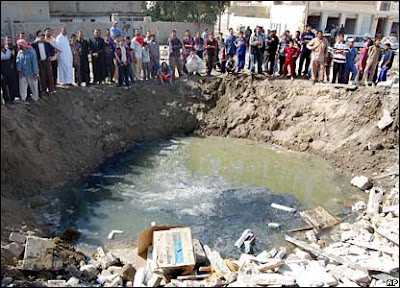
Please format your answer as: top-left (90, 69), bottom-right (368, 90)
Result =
top-left (136, 226), bottom-right (195, 273)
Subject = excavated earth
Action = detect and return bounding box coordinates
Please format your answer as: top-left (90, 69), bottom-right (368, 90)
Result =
top-left (1, 74), bottom-right (399, 275)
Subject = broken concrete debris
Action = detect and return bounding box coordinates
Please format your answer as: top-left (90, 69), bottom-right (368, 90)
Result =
top-left (351, 175), bottom-right (373, 190)
top-left (1, 180), bottom-right (399, 288)
top-left (271, 203), bottom-right (297, 213)
top-left (234, 229), bottom-right (255, 254)
top-left (376, 109), bottom-right (394, 130)
top-left (107, 229), bottom-right (124, 240)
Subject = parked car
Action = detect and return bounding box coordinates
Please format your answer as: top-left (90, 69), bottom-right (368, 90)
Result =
top-left (344, 34), bottom-right (367, 50)
top-left (380, 36), bottom-right (399, 50)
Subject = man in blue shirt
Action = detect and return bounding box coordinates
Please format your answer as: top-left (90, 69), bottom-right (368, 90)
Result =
top-left (235, 31), bottom-right (247, 72)
top-left (16, 39), bottom-right (39, 102)
top-left (342, 38), bottom-right (358, 84)
top-left (110, 21), bottom-right (122, 40)
top-left (298, 24), bottom-right (315, 77)
top-left (225, 28), bottom-right (237, 58)
top-left (377, 43), bottom-right (395, 83)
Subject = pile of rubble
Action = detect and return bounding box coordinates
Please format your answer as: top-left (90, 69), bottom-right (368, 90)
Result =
top-left (1, 181), bottom-right (399, 287)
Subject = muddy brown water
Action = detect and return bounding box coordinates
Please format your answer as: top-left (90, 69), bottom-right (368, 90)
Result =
top-left (41, 136), bottom-right (366, 257)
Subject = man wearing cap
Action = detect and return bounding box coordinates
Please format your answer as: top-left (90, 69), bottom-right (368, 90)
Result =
top-left (342, 38), bottom-right (358, 85)
top-left (110, 21), bottom-right (122, 40)
top-left (377, 43), bottom-right (395, 83)
top-left (55, 27), bottom-right (74, 85)
top-left (298, 24), bottom-right (315, 77)
top-left (16, 39), bottom-right (39, 102)
top-left (32, 32), bottom-right (56, 94)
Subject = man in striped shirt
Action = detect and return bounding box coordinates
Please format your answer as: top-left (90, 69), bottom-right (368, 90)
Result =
top-left (332, 32), bottom-right (347, 84)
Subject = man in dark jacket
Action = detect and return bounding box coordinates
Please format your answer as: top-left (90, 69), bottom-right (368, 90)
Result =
top-left (4, 36), bottom-right (19, 100)
top-left (77, 30), bottom-right (91, 86)
top-left (2, 38), bottom-right (17, 105)
top-left (32, 32), bottom-right (56, 94)
top-left (265, 29), bottom-right (279, 75)
top-left (89, 29), bottom-right (106, 84)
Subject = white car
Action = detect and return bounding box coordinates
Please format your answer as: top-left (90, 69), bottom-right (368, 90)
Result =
top-left (344, 35), bottom-right (367, 50)
top-left (380, 36), bottom-right (399, 50)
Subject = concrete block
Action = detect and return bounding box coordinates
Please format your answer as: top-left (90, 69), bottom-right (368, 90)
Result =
top-left (3, 242), bottom-right (24, 258)
top-left (294, 248), bottom-right (312, 260)
top-left (9, 232), bottom-right (26, 244)
top-left (118, 264), bottom-right (136, 282)
top-left (66, 276), bottom-right (80, 286)
top-left (22, 237), bottom-right (55, 271)
top-left (351, 176), bottom-right (373, 190)
top-left (80, 264), bottom-right (99, 281)
top-left (377, 109), bottom-right (393, 130)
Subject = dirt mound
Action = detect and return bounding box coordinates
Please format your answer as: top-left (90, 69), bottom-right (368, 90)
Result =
top-left (197, 74), bottom-right (399, 189)
top-left (1, 78), bottom-right (220, 235)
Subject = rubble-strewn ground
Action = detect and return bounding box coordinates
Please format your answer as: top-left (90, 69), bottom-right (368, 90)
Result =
top-left (1, 74), bottom-right (399, 287)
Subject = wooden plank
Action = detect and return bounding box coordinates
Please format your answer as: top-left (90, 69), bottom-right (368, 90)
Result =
top-left (347, 240), bottom-right (399, 256)
top-left (300, 206), bottom-right (338, 229)
top-left (284, 235), bottom-right (367, 272)
top-left (372, 171), bottom-right (399, 180)
top-left (203, 245), bottom-right (235, 282)
top-left (376, 227), bottom-right (399, 246)
top-left (286, 226), bottom-right (314, 233)
top-left (257, 259), bottom-right (284, 272)
top-left (271, 203), bottom-right (296, 213)
top-left (199, 266), bottom-right (212, 272)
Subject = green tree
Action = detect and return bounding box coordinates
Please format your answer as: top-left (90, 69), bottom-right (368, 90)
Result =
top-left (148, 1), bottom-right (230, 24)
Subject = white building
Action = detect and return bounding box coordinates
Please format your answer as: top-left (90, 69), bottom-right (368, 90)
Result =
top-left (270, 1), bottom-right (399, 37)
top-left (216, 1), bottom-right (271, 34)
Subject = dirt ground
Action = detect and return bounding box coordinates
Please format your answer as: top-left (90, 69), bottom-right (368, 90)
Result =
top-left (198, 74), bottom-right (399, 190)
top-left (0, 77), bottom-right (221, 237)
top-left (1, 74), bottom-right (398, 237)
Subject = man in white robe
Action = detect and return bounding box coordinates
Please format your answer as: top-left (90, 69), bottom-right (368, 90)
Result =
top-left (185, 51), bottom-right (203, 75)
top-left (55, 27), bottom-right (73, 85)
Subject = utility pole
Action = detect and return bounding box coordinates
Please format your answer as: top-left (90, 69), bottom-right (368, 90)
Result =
top-left (218, 1), bottom-right (222, 34)
top-left (303, 1), bottom-right (310, 31)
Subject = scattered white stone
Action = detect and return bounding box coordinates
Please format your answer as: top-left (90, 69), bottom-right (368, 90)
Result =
top-left (9, 232), bottom-right (26, 244)
top-left (352, 201), bottom-right (367, 212)
top-left (107, 230), bottom-right (124, 240)
top-left (294, 248), bottom-right (312, 260)
top-left (1, 277), bottom-right (13, 287)
top-left (66, 276), bottom-right (80, 286)
top-left (377, 109), bottom-right (393, 130)
top-left (268, 223), bottom-right (281, 229)
top-left (376, 80), bottom-right (393, 87)
top-left (339, 223), bottom-right (352, 231)
top-left (47, 280), bottom-right (66, 286)
top-left (351, 176), bottom-right (373, 190)
top-left (80, 264), bottom-right (99, 281)
top-left (341, 231), bottom-right (356, 242)
top-left (2, 242), bottom-right (24, 257)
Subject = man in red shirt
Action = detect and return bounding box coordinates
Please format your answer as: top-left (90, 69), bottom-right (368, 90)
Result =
top-left (282, 39), bottom-right (300, 80)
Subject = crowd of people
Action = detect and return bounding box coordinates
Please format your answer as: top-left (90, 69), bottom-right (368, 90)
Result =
top-left (1, 22), bottom-right (397, 107)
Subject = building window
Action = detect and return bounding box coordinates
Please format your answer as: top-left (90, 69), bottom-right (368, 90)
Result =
top-left (60, 19), bottom-right (73, 23)
top-left (91, 19), bottom-right (96, 22)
